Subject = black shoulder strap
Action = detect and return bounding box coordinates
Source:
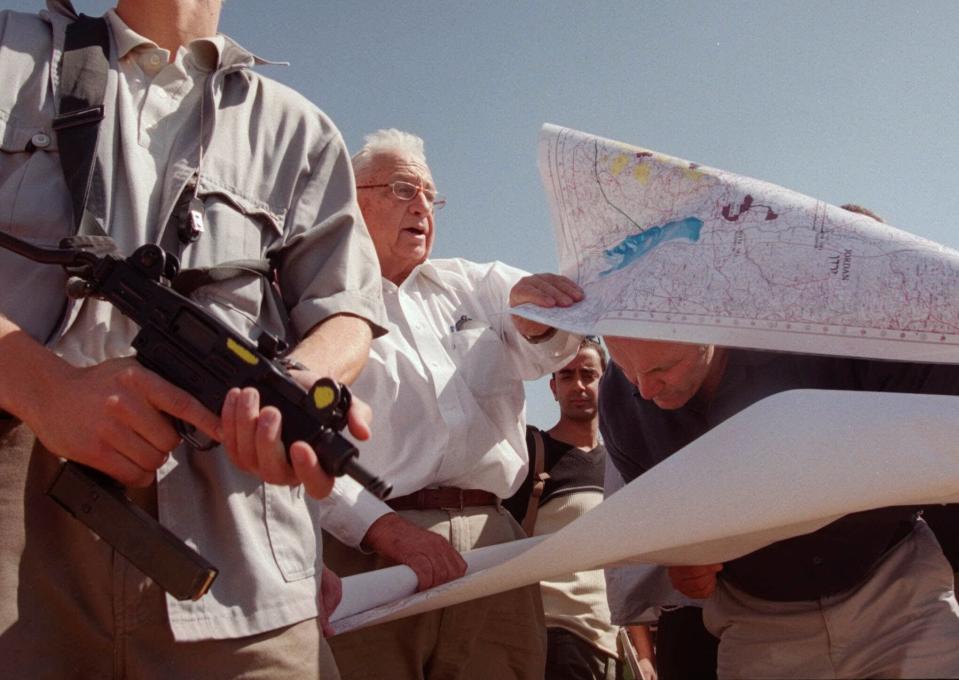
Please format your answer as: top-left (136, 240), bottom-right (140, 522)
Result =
top-left (172, 259), bottom-right (294, 343)
top-left (172, 260), bottom-right (273, 297)
top-left (520, 427), bottom-right (549, 537)
top-left (0, 17), bottom-right (111, 422)
top-left (52, 14), bottom-right (110, 232)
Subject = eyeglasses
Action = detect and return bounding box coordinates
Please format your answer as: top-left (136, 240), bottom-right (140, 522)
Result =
top-left (357, 181), bottom-right (447, 210)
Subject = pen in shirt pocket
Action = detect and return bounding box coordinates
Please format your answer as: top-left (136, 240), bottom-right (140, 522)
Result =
top-left (450, 315), bottom-right (486, 332)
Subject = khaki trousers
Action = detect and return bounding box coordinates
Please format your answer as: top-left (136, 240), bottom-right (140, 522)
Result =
top-left (703, 521), bottom-right (959, 679)
top-left (0, 419), bottom-right (339, 680)
top-left (325, 506), bottom-right (546, 680)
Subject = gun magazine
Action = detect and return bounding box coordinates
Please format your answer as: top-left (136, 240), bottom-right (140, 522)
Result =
top-left (46, 461), bottom-right (218, 601)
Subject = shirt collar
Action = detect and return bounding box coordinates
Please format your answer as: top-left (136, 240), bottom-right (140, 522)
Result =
top-left (104, 9), bottom-right (151, 61)
top-left (385, 260), bottom-right (450, 293)
top-left (49, 2), bottom-right (284, 73)
top-left (416, 259), bottom-right (449, 285)
top-left (104, 9), bottom-right (265, 73)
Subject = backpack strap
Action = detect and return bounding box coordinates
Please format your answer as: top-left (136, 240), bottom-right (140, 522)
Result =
top-left (51, 14), bottom-right (110, 233)
top-left (521, 427), bottom-right (550, 537)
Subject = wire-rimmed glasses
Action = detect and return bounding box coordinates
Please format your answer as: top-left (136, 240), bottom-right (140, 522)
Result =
top-left (357, 180), bottom-right (447, 210)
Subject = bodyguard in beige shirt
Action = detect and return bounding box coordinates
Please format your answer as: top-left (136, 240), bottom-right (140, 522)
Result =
top-left (0, 1), bottom-right (385, 677)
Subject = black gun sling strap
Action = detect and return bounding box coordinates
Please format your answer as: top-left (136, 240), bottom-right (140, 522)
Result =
top-left (52, 13), bottom-right (110, 234)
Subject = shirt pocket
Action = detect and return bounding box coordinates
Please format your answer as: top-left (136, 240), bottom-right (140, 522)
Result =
top-left (0, 109), bottom-right (74, 342)
top-left (0, 109), bottom-right (71, 242)
top-left (178, 184), bottom-right (287, 342)
top-left (264, 483), bottom-right (317, 581)
top-left (443, 325), bottom-right (514, 398)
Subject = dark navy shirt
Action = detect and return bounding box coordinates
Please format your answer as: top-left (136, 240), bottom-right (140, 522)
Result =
top-left (599, 349), bottom-right (959, 601)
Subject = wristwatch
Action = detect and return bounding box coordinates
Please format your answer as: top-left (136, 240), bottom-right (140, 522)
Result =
top-left (522, 327), bottom-right (557, 344)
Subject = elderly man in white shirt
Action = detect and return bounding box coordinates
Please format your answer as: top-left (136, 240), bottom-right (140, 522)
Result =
top-left (320, 128), bottom-right (583, 679)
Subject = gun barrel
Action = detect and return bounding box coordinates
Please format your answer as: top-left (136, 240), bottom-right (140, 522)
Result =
top-left (341, 458), bottom-right (392, 500)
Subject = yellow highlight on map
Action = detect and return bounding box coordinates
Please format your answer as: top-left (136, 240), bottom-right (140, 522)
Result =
top-left (610, 154), bottom-right (629, 176)
top-left (633, 164), bottom-right (650, 184)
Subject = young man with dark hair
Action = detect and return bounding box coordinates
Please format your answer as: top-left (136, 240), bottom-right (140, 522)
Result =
top-left (506, 338), bottom-right (655, 680)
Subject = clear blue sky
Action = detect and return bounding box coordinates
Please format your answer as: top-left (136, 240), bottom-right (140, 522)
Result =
top-left (15, 1), bottom-right (959, 428)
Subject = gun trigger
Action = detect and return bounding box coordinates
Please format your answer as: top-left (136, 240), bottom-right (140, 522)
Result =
top-left (175, 419), bottom-right (216, 451)
top-left (257, 332), bottom-right (285, 359)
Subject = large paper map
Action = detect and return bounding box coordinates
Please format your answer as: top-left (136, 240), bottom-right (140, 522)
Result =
top-left (518, 124), bottom-right (959, 363)
top-left (332, 389), bottom-right (959, 633)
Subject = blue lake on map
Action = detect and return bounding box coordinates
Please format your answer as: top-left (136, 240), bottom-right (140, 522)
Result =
top-left (600, 216), bottom-right (703, 275)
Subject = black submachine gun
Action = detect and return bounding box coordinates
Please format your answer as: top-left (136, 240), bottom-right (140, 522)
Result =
top-left (0, 232), bottom-right (391, 600)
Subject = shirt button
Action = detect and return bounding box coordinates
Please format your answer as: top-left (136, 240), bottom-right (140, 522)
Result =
top-left (31, 132), bottom-right (51, 148)
top-left (811, 556), bottom-right (824, 566)
top-left (150, 53), bottom-right (162, 66)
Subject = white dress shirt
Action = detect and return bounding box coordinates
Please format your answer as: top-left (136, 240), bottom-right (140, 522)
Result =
top-left (320, 258), bottom-right (581, 546)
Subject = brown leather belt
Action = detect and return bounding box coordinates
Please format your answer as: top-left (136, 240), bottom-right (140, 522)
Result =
top-left (386, 487), bottom-right (499, 511)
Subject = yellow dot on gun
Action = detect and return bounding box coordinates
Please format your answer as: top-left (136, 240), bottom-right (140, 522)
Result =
top-left (313, 384), bottom-right (335, 410)
top-left (226, 338), bottom-right (259, 365)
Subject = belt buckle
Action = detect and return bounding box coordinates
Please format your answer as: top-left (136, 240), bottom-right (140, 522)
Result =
top-left (440, 487), bottom-right (465, 511)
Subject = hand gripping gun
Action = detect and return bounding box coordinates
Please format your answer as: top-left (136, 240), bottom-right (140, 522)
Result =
top-left (0, 232), bottom-right (391, 600)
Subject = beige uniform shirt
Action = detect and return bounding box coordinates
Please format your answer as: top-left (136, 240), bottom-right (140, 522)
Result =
top-left (0, 1), bottom-right (385, 641)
